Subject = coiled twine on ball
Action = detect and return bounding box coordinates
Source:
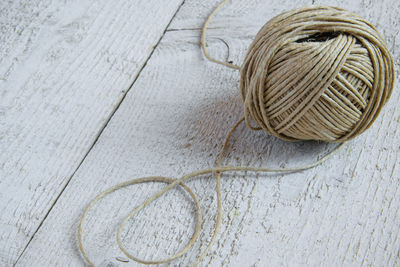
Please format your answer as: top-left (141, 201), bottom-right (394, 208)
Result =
top-left (240, 6), bottom-right (394, 142)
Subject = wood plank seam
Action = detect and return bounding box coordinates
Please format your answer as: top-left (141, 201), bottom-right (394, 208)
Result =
top-left (12, 0), bottom-right (186, 265)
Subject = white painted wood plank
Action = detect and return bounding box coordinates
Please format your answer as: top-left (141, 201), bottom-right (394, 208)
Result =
top-left (17, 0), bottom-right (400, 266)
top-left (0, 0), bottom-right (184, 264)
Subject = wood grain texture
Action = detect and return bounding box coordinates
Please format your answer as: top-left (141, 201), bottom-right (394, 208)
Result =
top-left (0, 0), bottom-right (184, 264)
top-left (9, 0), bottom-right (400, 266)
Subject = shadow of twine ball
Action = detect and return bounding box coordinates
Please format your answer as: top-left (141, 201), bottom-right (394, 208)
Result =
top-left (240, 6), bottom-right (395, 142)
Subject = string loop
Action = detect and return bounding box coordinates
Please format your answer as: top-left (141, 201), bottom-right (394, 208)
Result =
top-left (78, 118), bottom-right (344, 266)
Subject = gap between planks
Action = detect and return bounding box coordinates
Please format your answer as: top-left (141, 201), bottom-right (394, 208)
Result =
top-left (13, 0), bottom-right (186, 265)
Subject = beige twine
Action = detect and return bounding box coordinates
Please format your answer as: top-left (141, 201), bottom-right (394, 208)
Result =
top-left (78, 0), bottom-right (394, 266)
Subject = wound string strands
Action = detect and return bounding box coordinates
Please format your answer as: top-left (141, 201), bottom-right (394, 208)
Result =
top-left (238, 6), bottom-right (394, 142)
top-left (78, 0), bottom-right (394, 265)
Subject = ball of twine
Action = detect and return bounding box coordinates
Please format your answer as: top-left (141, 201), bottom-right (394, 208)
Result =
top-left (240, 6), bottom-right (394, 142)
top-left (78, 3), bottom-right (395, 267)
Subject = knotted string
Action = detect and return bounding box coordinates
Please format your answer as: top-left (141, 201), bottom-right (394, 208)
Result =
top-left (77, 0), bottom-right (353, 265)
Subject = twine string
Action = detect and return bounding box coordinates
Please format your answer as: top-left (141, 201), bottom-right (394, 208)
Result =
top-left (78, 117), bottom-right (344, 266)
top-left (200, 0), bottom-right (241, 70)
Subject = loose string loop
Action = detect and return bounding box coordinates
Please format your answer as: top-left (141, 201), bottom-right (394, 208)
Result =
top-left (78, 177), bottom-right (202, 266)
top-left (78, 118), bottom-right (344, 266)
top-left (201, 0), bottom-right (241, 70)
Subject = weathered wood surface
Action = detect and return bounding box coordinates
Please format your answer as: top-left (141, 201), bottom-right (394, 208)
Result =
top-left (2, 0), bottom-right (400, 266)
top-left (0, 0), bottom-right (184, 264)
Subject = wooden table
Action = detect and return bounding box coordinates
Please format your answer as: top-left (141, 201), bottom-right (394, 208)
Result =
top-left (1, 0), bottom-right (399, 266)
